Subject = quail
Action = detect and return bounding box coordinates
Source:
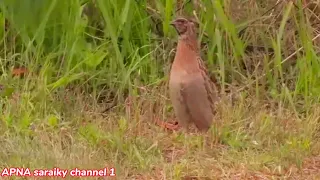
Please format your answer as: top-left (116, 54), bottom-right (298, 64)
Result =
top-left (169, 17), bottom-right (219, 131)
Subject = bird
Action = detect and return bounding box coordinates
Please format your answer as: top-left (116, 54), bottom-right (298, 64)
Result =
top-left (169, 17), bottom-right (219, 131)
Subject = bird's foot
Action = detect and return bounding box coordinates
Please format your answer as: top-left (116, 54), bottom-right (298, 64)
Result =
top-left (154, 118), bottom-right (180, 131)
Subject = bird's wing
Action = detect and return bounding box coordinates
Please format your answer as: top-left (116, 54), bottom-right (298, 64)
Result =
top-left (197, 57), bottom-right (220, 106)
top-left (181, 72), bottom-right (216, 130)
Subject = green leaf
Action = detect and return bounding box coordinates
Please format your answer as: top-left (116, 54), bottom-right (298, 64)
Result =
top-left (0, 86), bottom-right (14, 98)
top-left (48, 73), bottom-right (84, 89)
top-left (84, 50), bottom-right (107, 68)
top-left (48, 115), bottom-right (58, 127)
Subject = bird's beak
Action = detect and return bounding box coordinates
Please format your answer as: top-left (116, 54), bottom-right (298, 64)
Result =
top-left (170, 21), bottom-right (175, 26)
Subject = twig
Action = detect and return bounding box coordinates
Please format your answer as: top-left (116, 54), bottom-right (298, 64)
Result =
top-left (238, 0), bottom-right (284, 37)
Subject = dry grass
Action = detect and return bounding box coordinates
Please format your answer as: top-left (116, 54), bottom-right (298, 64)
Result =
top-left (1, 84), bottom-right (319, 179)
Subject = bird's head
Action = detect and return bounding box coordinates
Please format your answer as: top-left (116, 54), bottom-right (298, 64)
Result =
top-left (170, 17), bottom-right (198, 38)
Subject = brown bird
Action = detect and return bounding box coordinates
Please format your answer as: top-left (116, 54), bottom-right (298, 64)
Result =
top-left (169, 17), bottom-right (219, 131)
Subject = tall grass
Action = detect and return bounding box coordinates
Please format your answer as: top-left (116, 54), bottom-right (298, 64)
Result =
top-left (0, 0), bottom-right (319, 179)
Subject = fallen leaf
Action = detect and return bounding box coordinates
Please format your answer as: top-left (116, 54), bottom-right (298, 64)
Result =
top-left (12, 67), bottom-right (28, 77)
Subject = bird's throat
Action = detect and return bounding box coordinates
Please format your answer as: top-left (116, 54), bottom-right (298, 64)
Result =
top-left (178, 36), bottom-right (199, 53)
top-left (173, 38), bottom-right (201, 73)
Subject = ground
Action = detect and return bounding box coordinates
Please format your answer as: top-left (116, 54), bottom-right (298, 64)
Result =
top-left (1, 85), bottom-right (319, 179)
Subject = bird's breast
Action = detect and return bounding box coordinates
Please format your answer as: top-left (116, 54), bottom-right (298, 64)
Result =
top-left (169, 39), bottom-right (202, 85)
top-left (172, 42), bottom-right (200, 73)
top-left (169, 66), bottom-right (187, 84)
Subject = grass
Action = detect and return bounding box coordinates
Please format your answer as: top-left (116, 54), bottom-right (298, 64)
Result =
top-left (0, 0), bottom-right (320, 179)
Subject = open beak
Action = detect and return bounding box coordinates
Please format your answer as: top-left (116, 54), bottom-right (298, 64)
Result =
top-left (170, 21), bottom-right (175, 26)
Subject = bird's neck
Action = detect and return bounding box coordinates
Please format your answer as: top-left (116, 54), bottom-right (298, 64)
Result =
top-left (178, 33), bottom-right (199, 53)
top-left (173, 34), bottom-right (201, 73)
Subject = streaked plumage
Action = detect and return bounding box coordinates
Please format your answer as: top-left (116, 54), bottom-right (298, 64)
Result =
top-left (169, 17), bottom-right (219, 131)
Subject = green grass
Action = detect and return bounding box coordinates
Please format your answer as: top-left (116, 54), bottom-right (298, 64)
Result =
top-left (0, 0), bottom-right (320, 179)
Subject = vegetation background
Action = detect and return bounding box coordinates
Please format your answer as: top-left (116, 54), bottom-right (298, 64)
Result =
top-left (0, 0), bottom-right (320, 179)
